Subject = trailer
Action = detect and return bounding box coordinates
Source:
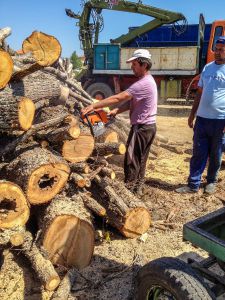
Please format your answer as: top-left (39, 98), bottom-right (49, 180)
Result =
top-left (135, 207), bottom-right (225, 299)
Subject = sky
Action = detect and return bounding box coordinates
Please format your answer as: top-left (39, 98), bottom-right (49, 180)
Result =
top-left (0, 0), bottom-right (224, 58)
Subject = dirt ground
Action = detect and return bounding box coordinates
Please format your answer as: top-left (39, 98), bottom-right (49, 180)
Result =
top-left (1, 105), bottom-right (225, 300)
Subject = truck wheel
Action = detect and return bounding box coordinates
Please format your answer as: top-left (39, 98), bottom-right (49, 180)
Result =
top-left (135, 257), bottom-right (215, 300)
top-left (86, 82), bottom-right (113, 100)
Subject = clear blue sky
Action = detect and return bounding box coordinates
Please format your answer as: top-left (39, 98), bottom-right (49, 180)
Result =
top-left (0, 0), bottom-right (224, 58)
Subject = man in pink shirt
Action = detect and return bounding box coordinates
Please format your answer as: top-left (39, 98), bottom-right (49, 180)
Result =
top-left (82, 49), bottom-right (158, 194)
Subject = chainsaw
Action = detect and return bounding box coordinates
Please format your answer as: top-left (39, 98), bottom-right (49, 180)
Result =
top-left (81, 109), bottom-right (115, 137)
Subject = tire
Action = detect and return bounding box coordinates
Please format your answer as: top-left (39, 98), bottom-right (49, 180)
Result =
top-left (86, 82), bottom-right (113, 100)
top-left (135, 257), bottom-right (215, 300)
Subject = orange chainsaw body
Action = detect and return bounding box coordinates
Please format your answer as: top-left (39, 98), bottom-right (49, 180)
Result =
top-left (81, 109), bottom-right (108, 125)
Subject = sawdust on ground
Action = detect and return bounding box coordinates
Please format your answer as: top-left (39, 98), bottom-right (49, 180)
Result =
top-left (1, 109), bottom-right (225, 300)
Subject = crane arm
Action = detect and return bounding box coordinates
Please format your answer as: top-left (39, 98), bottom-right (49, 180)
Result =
top-left (66, 0), bottom-right (186, 66)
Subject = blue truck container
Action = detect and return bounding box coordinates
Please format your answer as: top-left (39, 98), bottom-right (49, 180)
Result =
top-left (126, 23), bottom-right (212, 48)
top-left (94, 44), bottom-right (120, 70)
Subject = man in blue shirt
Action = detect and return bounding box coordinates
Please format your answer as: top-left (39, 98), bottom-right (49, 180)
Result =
top-left (176, 36), bottom-right (225, 194)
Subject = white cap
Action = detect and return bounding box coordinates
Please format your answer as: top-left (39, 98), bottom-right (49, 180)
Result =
top-left (126, 49), bottom-right (151, 63)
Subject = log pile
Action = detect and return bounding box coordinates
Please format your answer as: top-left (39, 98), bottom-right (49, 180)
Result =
top-left (0, 28), bottom-right (152, 296)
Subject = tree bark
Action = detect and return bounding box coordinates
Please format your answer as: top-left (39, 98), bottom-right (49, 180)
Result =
top-left (0, 50), bottom-right (13, 89)
top-left (38, 194), bottom-right (95, 269)
top-left (94, 142), bottom-right (126, 156)
top-left (93, 176), bottom-right (151, 238)
top-left (50, 269), bottom-right (76, 300)
top-left (0, 96), bottom-right (35, 132)
top-left (61, 129), bottom-right (94, 163)
top-left (21, 231), bottom-right (60, 291)
top-left (0, 226), bottom-right (25, 246)
top-left (5, 147), bottom-right (70, 205)
top-left (0, 180), bottom-right (30, 229)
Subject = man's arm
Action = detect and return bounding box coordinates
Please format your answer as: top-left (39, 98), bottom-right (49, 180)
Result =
top-left (188, 87), bottom-right (202, 128)
top-left (81, 91), bottom-right (132, 115)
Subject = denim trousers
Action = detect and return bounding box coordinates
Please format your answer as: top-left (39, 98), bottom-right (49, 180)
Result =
top-left (188, 116), bottom-right (225, 190)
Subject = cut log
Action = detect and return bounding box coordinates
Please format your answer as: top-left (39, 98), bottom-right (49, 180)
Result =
top-left (1, 70), bottom-right (62, 103)
top-left (0, 27), bottom-right (11, 46)
top-left (69, 162), bottom-right (90, 174)
top-left (0, 50), bottom-right (13, 89)
top-left (5, 147), bottom-right (70, 205)
top-left (0, 113), bottom-right (69, 158)
top-left (70, 172), bottom-right (86, 188)
top-left (95, 128), bottom-right (119, 143)
top-left (37, 125), bottom-right (80, 143)
top-left (80, 193), bottom-right (106, 217)
top-left (21, 231), bottom-right (60, 291)
top-left (51, 269), bottom-right (76, 300)
top-left (35, 105), bottom-right (68, 123)
top-left (100, 167), bottom-right (116, 180)
top-left (93, 176), bottom-right (151, 238)
top-left (23, 31), bottom-right (61, 66)
top-left (0, 96), bottom-right (35, 132)
top-left (0, 226), bottom-right (25, 246)
top-left (39, 195), bottom-right (95, 269)
top-left (159, 142), bottom-right (184, 154)
top-left (0, 181), bottom-right (30, 229)
top-left (62, 130), bottom-right (94, 163)
top-left (94, 142), bottom-right (126, 156)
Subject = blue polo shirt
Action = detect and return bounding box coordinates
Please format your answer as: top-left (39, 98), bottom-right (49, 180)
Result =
top-left (197, 61), bottom-right (225, 119)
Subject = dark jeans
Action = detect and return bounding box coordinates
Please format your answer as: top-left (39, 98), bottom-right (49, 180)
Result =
top-left (124, 123), bottom-right (156, 185)
top-left (188, 116), bottom-right (225, 190)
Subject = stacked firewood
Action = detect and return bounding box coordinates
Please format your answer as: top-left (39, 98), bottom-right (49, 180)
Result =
top-left (0, 28), bottom-right (152, 294)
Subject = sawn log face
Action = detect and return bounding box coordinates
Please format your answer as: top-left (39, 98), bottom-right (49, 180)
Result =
top-left (5, 147), bottom-right (70, 204)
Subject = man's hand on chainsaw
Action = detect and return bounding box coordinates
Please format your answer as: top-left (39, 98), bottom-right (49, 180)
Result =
top-left (107, 108), bottom-right (118, 118)
top-left (81, 104), bottom-right (94, 116)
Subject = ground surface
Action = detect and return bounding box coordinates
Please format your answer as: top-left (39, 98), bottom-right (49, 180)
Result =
top-left (0, 105), bottom-right (225, 300)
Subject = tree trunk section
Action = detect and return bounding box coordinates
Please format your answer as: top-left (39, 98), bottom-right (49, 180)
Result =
top-left (0, 226), bottom-right (25, 246)
top-left (51, 269), bottom-right (76, 300)
top-left (0, 96), bottom-right (35, 132)
top-left (62, 129), bottom-right (94, 163)
top-left (1, 70), bottom-right (62, 103)
top-left (0, 50), bottom-right (13, 89)
top-left (0, 181), bottom-right (29, 229)
top-left (21, 231), bottom-right (60, 291)
top-left (38, 195), bottom-right (95, 269)
top-left (5, 147), bottom-right (70, 205)
top-left (93, 176), bottom-right (151, 238)
top-left (80, 193), bottom-right (106, 217)
top-left (94, 142), bottom-right (126, 156)
top-left (69, 162), bottom-right (90, 174)
top-left (95, 128), bottom-right (119, 143)
top-left (22, 31), bottom-right (61, 67)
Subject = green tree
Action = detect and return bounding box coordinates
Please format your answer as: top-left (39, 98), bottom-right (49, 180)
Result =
top-left (70, 51), bottom-right (82, 70)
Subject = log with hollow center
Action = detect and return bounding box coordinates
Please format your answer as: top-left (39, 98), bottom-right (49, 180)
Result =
top-left (5, 147), bottom-right (70, 204)
top-left (0, 181), bottom-right (29, 229)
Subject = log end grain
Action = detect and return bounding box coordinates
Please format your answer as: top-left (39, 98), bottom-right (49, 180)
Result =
top-left (18, 97), bottom-right (35, 131)
top-left (27, 163), bottom-right (70, 204)
top-left (0, 181), bottom-right (30, 228)
top-left (62, 134), bottom-right (94, 163)
top-left (43, 215), bottom-right (94, 269)
top-left (0, 50), bottom-right (13, 89)
top-left (22, 31), bottom-right (61, 66)
top-left (68, 126), bottom-right (80, 139)
top-left (121, 207), bottom-right (151, 238)
top-left (46, 275), bottom-right (61, 291)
